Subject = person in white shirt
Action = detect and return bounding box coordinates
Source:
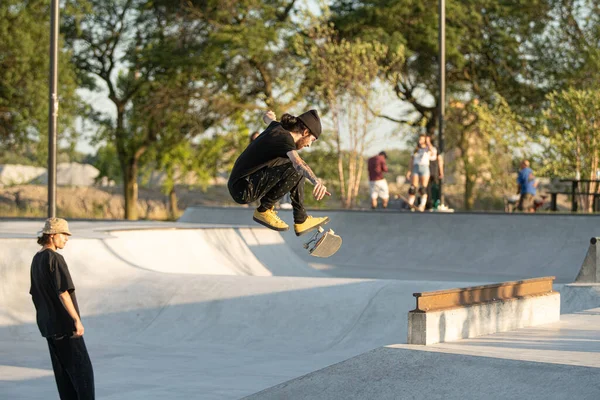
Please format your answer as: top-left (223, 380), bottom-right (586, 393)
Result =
top-left (406, 135), bottom-right (437, 211)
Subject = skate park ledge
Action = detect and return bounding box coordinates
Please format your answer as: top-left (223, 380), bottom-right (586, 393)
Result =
top-left (408, 276), bottom-right (560, 345)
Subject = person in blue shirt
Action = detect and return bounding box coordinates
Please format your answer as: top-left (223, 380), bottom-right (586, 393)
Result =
top-left (517, 160), bottom-right (538, 212)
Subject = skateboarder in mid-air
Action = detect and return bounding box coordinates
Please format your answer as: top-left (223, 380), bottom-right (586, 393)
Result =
top-left (228, 110), bottom-right (330, 236)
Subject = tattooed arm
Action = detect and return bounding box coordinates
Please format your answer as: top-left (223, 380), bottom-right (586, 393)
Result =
top-left (287, 150), bottom-right (330, 200)
top-left (287, 150), bottom-right (318, 185)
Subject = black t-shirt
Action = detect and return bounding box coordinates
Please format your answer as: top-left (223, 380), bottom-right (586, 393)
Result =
top-left (429, 158), bottom-right (440, 182)
top-left (228, 122), bottom-right (296, 184)
top-left (29, 249), bottom-right (80, 338)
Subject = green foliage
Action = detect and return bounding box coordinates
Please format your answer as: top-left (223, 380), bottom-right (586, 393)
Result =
top-left (191, 0), bottom-right (304, 113)
top-left (295, 19), bottom-right (403, 208)
top-left (62, 0), bottom-right (232, 219)
top-left (295, 22), bottom-right (403, 105)
top-left (331, 0), bottom-right (553, 132)
top-left (535, 0), bottom-right (600, 91)
top-left (0, 0), bottom-right (79, 155)
top-left (90, 143), bottom-right (122, 184)
top-left (538, 89), bottom-right (600, 180)
top-left (5, 0), bottom-right (600, 215)
top-left (445, 95), bottom-right (524, 209)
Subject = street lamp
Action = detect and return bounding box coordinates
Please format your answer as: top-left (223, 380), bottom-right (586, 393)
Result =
top-left (48, 0), bottom-right (59, 218)
top-left (438, 0), bottom-right (445, 206)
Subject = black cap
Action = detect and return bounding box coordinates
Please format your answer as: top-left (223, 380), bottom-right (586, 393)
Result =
top-left (297, 109), bottom-right (322, 139)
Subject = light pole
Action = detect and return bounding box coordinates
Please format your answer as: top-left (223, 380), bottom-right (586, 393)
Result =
top-left (48, 0), bottom-right (59, 218)
top-left (438, 0), bottom-right (446, 206)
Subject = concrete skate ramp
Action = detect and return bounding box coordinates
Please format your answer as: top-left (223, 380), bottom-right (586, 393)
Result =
top-left (2, 221), bottom-right (600, 399)
top-left (0, 225), bottom-right (472, 399)
top-left (0, 221), bottom-right (320, 277)
top-left (181, 206), bottom-right (600, 283)
top-left (104, 227), bottom-right (322, 277)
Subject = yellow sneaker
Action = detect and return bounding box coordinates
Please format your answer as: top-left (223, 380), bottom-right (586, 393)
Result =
top-left (294, 215), bottom-right (330, 236)
top-left (253, 207), bottom-right (289, 231)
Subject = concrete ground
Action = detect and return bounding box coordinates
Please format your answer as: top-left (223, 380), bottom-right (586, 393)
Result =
top-left (1, 209), bottom-right (600, 399)
top-left (248, 309), bottom-right (600, 399)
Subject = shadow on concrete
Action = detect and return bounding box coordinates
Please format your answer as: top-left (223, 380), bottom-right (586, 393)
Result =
top-left (245, 346), bottom-right (600, 400)
top-left (0, 279), bottom-right (422, 399)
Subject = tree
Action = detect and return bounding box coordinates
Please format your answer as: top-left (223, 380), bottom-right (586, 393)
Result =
top-left (445, 96), bottom-right (524, 210)
top-left (0, 0), bottom-right (79, 161)
top-left (533, 0), bottom-right (600, 91)
top-left (63, 0), bottom-right (225, 219)
top-left (296, 21), bottom-right (404, 208)
top-left (145, 127), bottom-right (247, 220)
top-left (187, 0), bottom-right (303, 115)
top-left (330, 0), bottom-right (553, 134)
top-left (538, 89), bottom-right (600, 211)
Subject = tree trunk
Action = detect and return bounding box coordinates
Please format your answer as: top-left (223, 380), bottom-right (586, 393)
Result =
top-left (114, 104), bottom-right (139, 220)
top-left (461, 133), bottom-right (476, 210)
top-left (169, 188), bottom-right (179, 220)
top-left (123, 160), bottom-right (139, 220)
top-left (464, 166), bottom-right (476, 210)
top-left (426, 108), bottom-right (438, 136)
top-left (347, 152), bottom-right (356, 208)
top-left (352, 155), bottom-right (364, 203)
top-left (332, 102), bottom-right (348, 208)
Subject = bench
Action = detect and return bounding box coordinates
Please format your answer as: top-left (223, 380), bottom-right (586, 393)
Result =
top-left (549, 191), bottom-right (600, 211)
top-left (553, 179), bottom-right (600, 211)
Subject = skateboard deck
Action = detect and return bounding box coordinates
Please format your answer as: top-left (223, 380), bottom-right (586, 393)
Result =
top-left (304, 227), bottom-right (342, 258)
top-left (394, 193), bottom-right (418, 210)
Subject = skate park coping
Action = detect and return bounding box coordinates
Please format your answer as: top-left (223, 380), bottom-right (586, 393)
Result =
top-left (411, 276), bottom-right (556, 312)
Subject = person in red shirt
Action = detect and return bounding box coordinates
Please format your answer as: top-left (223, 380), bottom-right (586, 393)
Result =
top-left (367, 151), bottom-right (389, 209)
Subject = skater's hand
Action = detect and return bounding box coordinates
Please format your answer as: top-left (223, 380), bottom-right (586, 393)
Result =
top-left (313, 182), bottom-right (330, 201)
top-left (73, 319), bottom-right (84, 337)
top-left (263, 110), bottom-right (276, 124)
top-left (406, 171), bottom-right (412, 180)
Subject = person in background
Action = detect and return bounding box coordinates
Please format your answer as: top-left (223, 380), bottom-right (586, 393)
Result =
top-left (517, 159), bottom-right (538, 213)
top-left (426, 135), bottom-right (444, 210)
top-left (367, 151), bottom-right (389, 209)
top-left (406, 135), bottom-right (437, 211)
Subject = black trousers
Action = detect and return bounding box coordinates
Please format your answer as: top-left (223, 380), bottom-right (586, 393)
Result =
top-left (47, 336), bottom-right (95, 400)
top-left (229, 160), bottom-right (308, 223)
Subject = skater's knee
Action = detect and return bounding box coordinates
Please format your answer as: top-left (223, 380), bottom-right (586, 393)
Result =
top-left (408, 185), bottom-right (417, 195)
top-left (418, 186), bottom-right (427, 196)
top-left (228, 182), bottom-right (253, 205)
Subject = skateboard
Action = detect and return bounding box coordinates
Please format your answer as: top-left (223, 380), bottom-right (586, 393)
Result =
top-left (394, 193), bottom-right (418, 210)
top-left (303, 226), bottom-right (342, 258)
